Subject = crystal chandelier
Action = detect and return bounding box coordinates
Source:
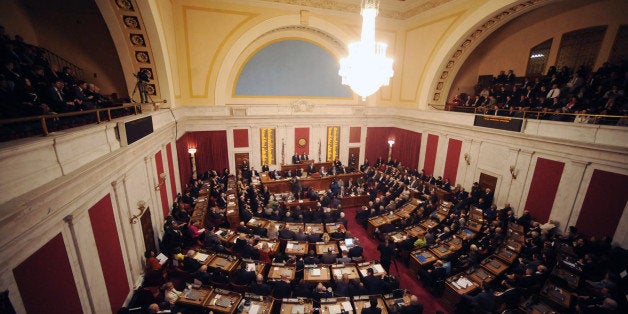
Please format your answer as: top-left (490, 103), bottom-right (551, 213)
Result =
top-left (339, 0), bottom-right (394, 100)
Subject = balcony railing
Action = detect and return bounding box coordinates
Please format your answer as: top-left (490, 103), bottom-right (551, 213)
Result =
top-left (0, 103), bottom-right (143, 142)
top-left (446, 105), bottom-right (627, 126)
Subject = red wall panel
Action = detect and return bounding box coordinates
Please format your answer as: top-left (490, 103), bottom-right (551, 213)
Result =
top-left (294, 128), bottom-right (310, 155)
top-left (13, 233), bottom-right (83, 314)
top-left (390, 128), bottom-right (421, 168)
top-left (524, 157), bottom-right (565, 223)
top-left (176, 131), bottom-right (229, 188)
top-left (576, 169), bottom-right (628, 238)
top-left (365, 127), bottom-right (391, 163)
top-left (155, 151), bottom-right (169, 217)
top-left (443, 138), bottom-right (462, 185)
top-left (423, 134), bottom-right (439, 176)
top-left (89, 194), bottom-right (129, 312)
top-left (349, 127), bottom-right (361, 143)
top-left (166, 143), bottom-right (177, 200)
top-left (233, 129), bottom-right (249, 148)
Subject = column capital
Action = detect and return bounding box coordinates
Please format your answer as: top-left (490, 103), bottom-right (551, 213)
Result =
top-left (64, 215), bottom-right (74, 224)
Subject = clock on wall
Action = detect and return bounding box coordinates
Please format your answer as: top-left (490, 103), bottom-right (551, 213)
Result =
top-left (297, 137), bottom-right (307, 147)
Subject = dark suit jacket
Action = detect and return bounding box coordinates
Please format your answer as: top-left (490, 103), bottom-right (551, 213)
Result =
top-left (361, 306), bottom-right (382, 314)
top-left (399, 304), bottom-right (423, 314)
top-left (348, 246), bottom-right (363, 258)
top-left (363, 275), bottom-right (384, 294)
top-left (272, 280), bottom-right (292, 298)
top-left (232, 269), bottom-right (256, 285)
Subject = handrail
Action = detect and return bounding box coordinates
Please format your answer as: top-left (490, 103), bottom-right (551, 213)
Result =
top-left (445, 105), bottom-right (627, 124)
top-left (35, 44), bottom-right (85, 80)
top-left (0, 103), bottom-right (143, 138)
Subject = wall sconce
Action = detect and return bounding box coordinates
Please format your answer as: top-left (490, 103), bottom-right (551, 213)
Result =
top-left (154, 172), bottom-right (166, 191)
top-left (387, 139), bottom-right (395, 161)
top-left (509, 165), bottom-right (518, 179)
top-left (464, 153), bottom-right (471, 165)
top-left (130, 200), bottom-right (147, 224)
top-left (188, 147), bottom-right (198, 179)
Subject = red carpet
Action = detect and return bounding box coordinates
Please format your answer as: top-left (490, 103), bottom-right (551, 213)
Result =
top-left (344, 206), bottom-right (449, 313)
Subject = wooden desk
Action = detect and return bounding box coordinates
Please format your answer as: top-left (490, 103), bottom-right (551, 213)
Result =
top-left (341, 194), bottom-right (370, 208)
top-left (521, 300), bottom-right (560, 314)
top-left (357, 262), bottom-right (386, 278)
top-left (467, 267), bottom-right (496, 285)
top-left (303, 265), bottom-right (331, 283)
top-left (434, 188), bottom-right (452, 202)
top-left (331, 264), bottom-right (360, 281)
top-left (279, 299), bottom-right (313, 314)
top-left (430, 244), bottom-right (453, 259)
top-left (447, 237), bottom-right (463, 252)
top-left (405, 225), bottom-right (426, 237)
top-left (540, 282), bottom-right (572, 309)
top-left (466, 220), bottom-right (483, 233)
top-left (284, 199), bottom-right (318, 210)
top-left (506, 239), bottom-right (523, 253)
top-left (367, 215), bottom-right (400, 237)
top-left (338, 240), bottom-right (352, 254)
top-left (285, 222), bottom-right (305, 233)
top-left (285, 241), bottom-right (308, 256)
top-left (315, 242), bottom-right (339, 256)
top-left (442, 275), bottom-right (479, 312)
top-left (384, 291), bottom-right (411, 312)
top-left (239, 295), bottom-right (274, 314)
top-left (320, 297), bottom-right (354, 314)
top-left (205, 288), bottom-right (242, 314)
top-left (551, 268), bottom-right (580, 290)
top-left (508, 222), bottom-right (524, 234)
top-left (420, 219), bottom-right (439, 230)
top-left (305, 223), bottom-right (325, 234)
top-left (508, 230), bottom-right (525, 243)
top-left (247, 217), bottom-right (269, 229)
top-left (255, 238), bottom-right (280, 255)
top-left (262, 171), bottom-right (363, 194)
top-left (176, 286), bottom-right (213, 307)
top-left (325, 223), bottom-right (343, 234)
top-left (353, 295), bottom-right (388, 314)
top-left (457, 228), bottom-right (476, 241)
top-left (480, 257), bottom-right (508, 276)
top-left (238, 260), bottom-right (267, 276)
top-left (207, 254), bottom-right (238, 272)
top-left (410, 249), bottom-right (437, 276)
top-left (495, 247), bottom-right (518, 264)
top-left (388, 231), bottom-right (408, 244)
top-left (267, 264), bottom-right (296, 281)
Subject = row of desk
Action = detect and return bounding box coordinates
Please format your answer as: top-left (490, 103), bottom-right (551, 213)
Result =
top-left (191, 251), bottom-right (387, 284)
top-left (179, 288), bottom-right (411, 314)
top-left (260, 172), bottom-right (365, 194)
top-left (365, 198), bottom-right (423, 237)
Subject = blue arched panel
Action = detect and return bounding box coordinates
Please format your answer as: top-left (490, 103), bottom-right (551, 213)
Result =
top-left (235, 40), bottom-right (352, 97)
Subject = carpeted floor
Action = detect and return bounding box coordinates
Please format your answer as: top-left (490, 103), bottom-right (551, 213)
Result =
top-left (343, 206), bottom-right (449, 313)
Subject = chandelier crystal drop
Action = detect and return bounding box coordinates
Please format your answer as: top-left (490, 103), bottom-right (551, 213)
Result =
top-left (339, 0), bottom-right (394, 100)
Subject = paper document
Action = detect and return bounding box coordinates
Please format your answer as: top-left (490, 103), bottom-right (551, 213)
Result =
top-left (374, 264), bottom-right (385, 274)
top-left (342, 301), bottom-right (353, 312)
top-left (328, 305), bottom-right (342, 314)
top-left (156, 253), bottom-right (168, 265)
top-left (311, 268), bottom-right (321, 276)
top-left (249, 304), bottom-right (260, 314)
top-left (194, 252), bottom-right (209, 262)
top-left (333, 269), bottom-right (342, 277)
top-left (286, 243), bottom-right (294, 249)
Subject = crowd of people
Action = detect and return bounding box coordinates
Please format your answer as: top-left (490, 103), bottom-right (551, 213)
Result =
top-left (450, 61), bottom-right (628, 125)
top-left (137, 154), bottom-right (627, 313)
top-left (351, 161), bottom-right (626, 313)
top-left (0, 26), bottom-right (131, 141)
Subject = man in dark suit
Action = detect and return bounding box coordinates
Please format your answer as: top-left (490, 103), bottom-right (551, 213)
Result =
top-left (361, 296), bottom-right (382, 314)
top-left (232, 262), bottom-right (256, 285)
top-left (363, 268), bottom-right (385, 294)
top-left (272, 275), bottom-right (292, 299)
top-left (278, 224), bottom-right (296, 240)
top-left (348, 239), bottom-right (364, 260)
top-left (292, 153), bottom-right (299, 164)
top-left (250, 274), bottom-right (271, 295)
top-left (182, 250), bottom-right (202, 273)
top-left (320, 248), bottom-right (337, 264)
top-left (306, 163), bottom-right (316, 176)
